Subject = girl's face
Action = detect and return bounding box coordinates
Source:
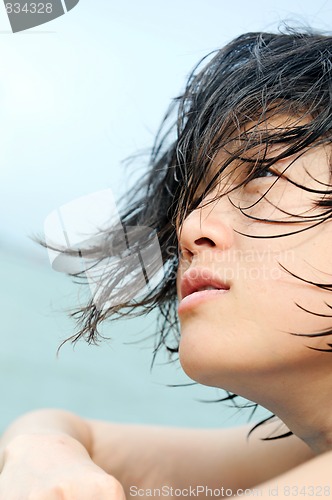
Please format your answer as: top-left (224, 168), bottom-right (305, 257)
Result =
top-left (176, 137), bottom-right (332, 397)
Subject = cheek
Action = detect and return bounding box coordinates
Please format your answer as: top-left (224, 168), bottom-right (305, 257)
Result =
top-left (243, 254), bottom-right (332, 343)
top-left (241, 219), bottom-right (332, 331)
top-left (178, 283), bottom-right (332, 397)
top-left (237, 176), bottom-right (322, 230)
top-left (178, 310), bottom-right (252, 387)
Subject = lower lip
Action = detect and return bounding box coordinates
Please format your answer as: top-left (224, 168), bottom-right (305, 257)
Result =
top-left (178, 289), bottom-right (229, 314)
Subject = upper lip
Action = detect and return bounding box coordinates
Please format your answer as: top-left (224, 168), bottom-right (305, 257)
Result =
top-left (180, 268), bottom-right (230, 300)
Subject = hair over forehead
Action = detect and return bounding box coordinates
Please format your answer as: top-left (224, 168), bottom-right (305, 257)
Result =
top-left (173, 30), bottom-right (332, 220)
top-left (52, 28), bottom-right (332, 438)
top-left (57, 28), bottom-right (332, 361)
top-left (179, 30), bottom-right (332, 136)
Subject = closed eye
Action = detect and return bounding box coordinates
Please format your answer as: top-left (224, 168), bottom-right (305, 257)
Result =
top-left (251, 167), bottom-right (278, 179)
top-left (245, 165), bottom-right (280, 183)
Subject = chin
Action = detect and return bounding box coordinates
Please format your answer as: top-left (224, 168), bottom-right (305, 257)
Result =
top-left (178, 339), bottom-right (235, 389)
top-left (178, 349), bottom-right (263, 405)
top-left (178, 332), bottom-right (288, 396)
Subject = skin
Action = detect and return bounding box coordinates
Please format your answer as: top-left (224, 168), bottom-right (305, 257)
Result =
top-left (0, 121), bottom-right (331, 498)
top-left (0, 410), bottom-right (314, 498)
top-left (177, 139), bottom-right (332, 454)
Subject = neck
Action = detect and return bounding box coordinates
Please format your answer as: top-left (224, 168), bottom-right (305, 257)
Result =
top-left (221, 363), bottom-right (332, 455)
top-left (269, 403), bottom-right (332, 455)
top-left (249, 375), bottom-right (332, 455)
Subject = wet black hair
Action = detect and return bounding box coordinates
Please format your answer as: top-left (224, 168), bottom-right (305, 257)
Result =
top-left (62, 27), bottom-right (332, 359)
top-left (46, 26), bottom-right (332, 439)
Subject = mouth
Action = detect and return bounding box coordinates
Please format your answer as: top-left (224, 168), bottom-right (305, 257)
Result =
top-left (180, 268), bottom-right (230, 301)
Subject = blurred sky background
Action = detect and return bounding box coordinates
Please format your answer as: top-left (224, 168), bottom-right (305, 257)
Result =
top-left (1, 0), bottom-right (332, 252)
top-left (0, 0), bottom-right (331, 432)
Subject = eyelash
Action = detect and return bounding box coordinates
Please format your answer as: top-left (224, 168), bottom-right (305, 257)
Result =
top-left (247, 166), bottom-right (278, 181)
top-left (196, 165), bottom-right (280, 199)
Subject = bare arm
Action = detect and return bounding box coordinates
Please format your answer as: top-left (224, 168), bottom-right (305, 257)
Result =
top-left (0, 409), bottom-right (125, 499)
top-left (0, 408), bottom-right (93, 455)
top-left (0, 409), bottom-right (314, 498)
top-left (240, 451), bottom-right (332, 499)
top-left (89, 419), bottom-right (314, 496)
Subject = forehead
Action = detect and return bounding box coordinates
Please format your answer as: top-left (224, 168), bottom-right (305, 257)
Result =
top-left (210, 111), bottom-right (327, 168)
top-left (199, 116), bottom-right (331, 202)
top-left (244, 112), bottom-right (310, 132)
top-left (177, 109), bottom-right (332, 226)
top-left (227, 113), bottom-right (311, 151)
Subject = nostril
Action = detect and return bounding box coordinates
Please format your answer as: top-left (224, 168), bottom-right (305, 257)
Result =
top-left (194, 237), bottom-right (216, 247)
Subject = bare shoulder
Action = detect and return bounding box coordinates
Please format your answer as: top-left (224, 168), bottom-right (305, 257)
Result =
top-left (250, 449), bottom-right (332, 499)
top-left (87, 419), bottom-right (314, 495)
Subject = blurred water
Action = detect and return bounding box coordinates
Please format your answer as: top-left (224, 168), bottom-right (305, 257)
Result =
top-left (0, 245), bottom-right (268, 432)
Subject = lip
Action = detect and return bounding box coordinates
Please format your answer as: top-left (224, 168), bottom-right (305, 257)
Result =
top-left (178, 268), bottom-right (230, 314)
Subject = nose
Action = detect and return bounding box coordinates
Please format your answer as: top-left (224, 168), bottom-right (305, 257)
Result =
top-left (178, 198), bottom-right (234, 261)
